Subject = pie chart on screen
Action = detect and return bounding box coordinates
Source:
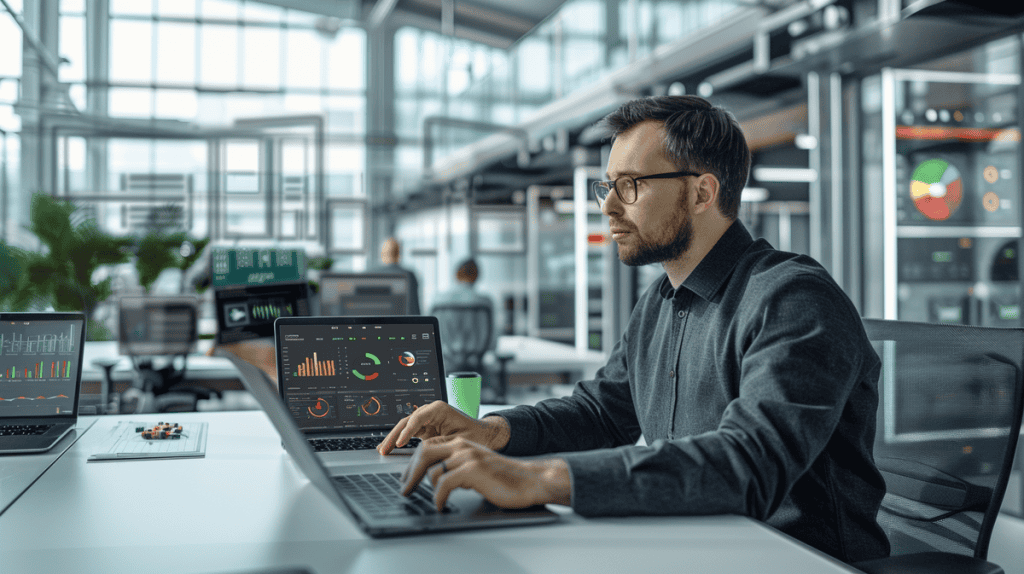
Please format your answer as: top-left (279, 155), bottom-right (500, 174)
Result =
top-left (910, 159), bottom-right (963, 221)
top-left (398, 352), bottom-right (416, 367)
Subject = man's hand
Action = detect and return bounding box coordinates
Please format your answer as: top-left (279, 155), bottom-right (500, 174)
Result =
top-left (400, 436), bottom-right (571, 511)
top-left (377, 400), bottom-right (510, 454)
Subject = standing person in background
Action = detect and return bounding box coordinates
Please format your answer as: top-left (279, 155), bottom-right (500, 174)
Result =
top-left (376, 236), bottom-right (421, 315)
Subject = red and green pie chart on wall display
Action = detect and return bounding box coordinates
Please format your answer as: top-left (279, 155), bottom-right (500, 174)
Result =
top-left (910, 159), bottom-right (963, 221)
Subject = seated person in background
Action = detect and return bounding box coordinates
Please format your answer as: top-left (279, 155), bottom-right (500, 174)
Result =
top-left (430, 258), bottom-right (496, 373)
top-left (378, 95), bottom-right (890, 564)
top-left (375, 237), bottom-right (421, 315)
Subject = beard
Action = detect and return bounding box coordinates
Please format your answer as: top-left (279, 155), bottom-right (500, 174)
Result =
top-left (616, 207), bottom-right (694, 267)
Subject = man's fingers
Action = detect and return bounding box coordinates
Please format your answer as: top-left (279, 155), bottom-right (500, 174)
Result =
top-left (396, 414), bottom-right (431, 447)
top-left (431, 463), bottom-right (477, 511)
top-left (377, 416), bottom-right (410, 455)
top-left (400, 442), bottom-right (453, 495)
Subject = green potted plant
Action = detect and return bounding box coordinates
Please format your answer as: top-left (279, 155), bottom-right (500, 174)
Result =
top-left (0, 193), bottom-right (135, 340)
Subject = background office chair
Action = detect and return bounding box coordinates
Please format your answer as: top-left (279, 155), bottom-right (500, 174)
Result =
top-left (854, 319), bottom-right (1024, 574)
top-left (117, 296), bottom-right (220, 413)
top-left (431, 301), bottom-right (507, 403)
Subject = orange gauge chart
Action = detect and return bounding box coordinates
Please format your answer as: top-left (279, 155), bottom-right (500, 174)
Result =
top-left (307, 398), bottom-right (331, 418)
top-left (360, 396), bottom-right (381, 416)
top-left (398, 352), bottom-right (415, 367)
top-left (910, 159), bottom-right (963, 221)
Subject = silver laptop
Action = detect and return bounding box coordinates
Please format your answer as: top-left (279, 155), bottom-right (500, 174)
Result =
top-left (218, 316), bottom-right (557, 537)
top-left (0, 313), bottom-right (86, 455)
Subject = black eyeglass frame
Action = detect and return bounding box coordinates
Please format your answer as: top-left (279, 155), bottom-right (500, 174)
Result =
top-left (592, 171), bottom-right (702, 207)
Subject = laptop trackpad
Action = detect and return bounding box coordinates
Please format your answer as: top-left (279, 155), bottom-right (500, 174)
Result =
top-left (322, 451), bottom-right (410, 472)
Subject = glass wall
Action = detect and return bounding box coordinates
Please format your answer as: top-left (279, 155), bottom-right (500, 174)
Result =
top-left (0, 0), bottom-right (22, 244)
top-left (391, 0), bottom-right (743, 194)
top-left (48, 0), bottom-right (368, 262)
top-left (393, 27), bottom-right (510, 196)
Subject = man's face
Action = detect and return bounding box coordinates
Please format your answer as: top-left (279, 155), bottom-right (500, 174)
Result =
top-left (601, 121), bottom-right (694, 267)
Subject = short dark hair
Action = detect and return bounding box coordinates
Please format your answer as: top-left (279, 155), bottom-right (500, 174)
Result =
top-left (455, 259), bottom-right (478, 283)
top-left (600, 95), bottom-right (751, 220)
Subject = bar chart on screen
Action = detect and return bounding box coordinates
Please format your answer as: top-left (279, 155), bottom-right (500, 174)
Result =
top-left (0, 326), bottom-right (76, 355)
top-left (295, 353), bottom-right (336, 377)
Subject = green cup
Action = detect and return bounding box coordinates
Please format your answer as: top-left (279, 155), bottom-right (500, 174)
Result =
top-left (446, 371), bottom-right (482, 419)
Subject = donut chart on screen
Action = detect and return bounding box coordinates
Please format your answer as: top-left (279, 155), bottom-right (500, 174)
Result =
top-left (910, 159), bottom-right (963, 221)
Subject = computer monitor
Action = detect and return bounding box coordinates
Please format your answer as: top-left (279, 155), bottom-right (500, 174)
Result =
top-left (318, 273), bottom-right (411, 316)
top-left (210, 247), bottom-right (307, 287)
top-left (118, 296), bottom-right (199, 356)
top-left (214, 281), bottom-right (311, 344)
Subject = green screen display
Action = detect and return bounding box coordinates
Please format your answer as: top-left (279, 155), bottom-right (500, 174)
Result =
top-left (211, 248), bottom-right (306, 287)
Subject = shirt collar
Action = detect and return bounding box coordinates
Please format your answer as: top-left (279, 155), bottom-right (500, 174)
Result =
top-left (658, 220), bottom-right (755, 302)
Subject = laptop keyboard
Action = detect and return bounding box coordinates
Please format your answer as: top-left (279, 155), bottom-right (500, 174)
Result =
top-left (309, 436), bottom-right (420, 452)
top-left (0, 424), bottom-right (54, 436)
top-left (334, 472), bottom-right (453, 518)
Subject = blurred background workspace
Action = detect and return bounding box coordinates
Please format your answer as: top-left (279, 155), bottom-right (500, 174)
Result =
top-left (2, 0), bottom-right (1024, 521)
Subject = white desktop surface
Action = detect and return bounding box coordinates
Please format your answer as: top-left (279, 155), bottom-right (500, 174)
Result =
top-left (0, 418), bottom-right (95, 515)
top-left (0, 410), bottom-right (861, 574)
top-left (81, 340), bottom-right (237, 381)
top-left (493, 336), bottom-right (607, 380)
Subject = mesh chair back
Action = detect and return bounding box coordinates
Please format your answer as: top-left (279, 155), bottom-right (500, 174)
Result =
top-left (432, 302), bottom-right (493, 373)
top-left (863, 319), bottom-right (1024, 560)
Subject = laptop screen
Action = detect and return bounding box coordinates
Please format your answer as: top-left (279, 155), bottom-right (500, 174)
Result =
top-left (276, 317), bottom-right (445, 433)
top-left (0, 314), bottom-right (85, 418)
top-left (215, 282), bottom-right (311, 344)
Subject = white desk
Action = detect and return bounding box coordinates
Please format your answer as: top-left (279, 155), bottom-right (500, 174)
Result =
top-left (493, 336), bottom-right (608, 381)
top-left (81, 341), bottom-right (238, 382)
top-left (0, 419), bottom-right (94, 515)
top-left (0, 410), bottom-right (863, 574)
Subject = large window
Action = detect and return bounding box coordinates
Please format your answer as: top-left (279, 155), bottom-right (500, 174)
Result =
top-left (1, 0), bottom-right (23, 244)
top-left (48, 0), bottom-right (369, 262)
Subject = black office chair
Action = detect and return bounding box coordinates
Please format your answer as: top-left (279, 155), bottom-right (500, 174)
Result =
top-left (116, 296), bottom-right (220, 413)
top-left (854, 319), bottom-right (1024, 574)
top-left (431, 301), bottom-right (505, 403)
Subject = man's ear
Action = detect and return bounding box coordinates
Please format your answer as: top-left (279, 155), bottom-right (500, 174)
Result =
top-left (692, 173), bottom-right (720, 215)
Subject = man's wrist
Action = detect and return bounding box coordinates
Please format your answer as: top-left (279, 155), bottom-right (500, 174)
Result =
top-left (481, 415), bottom-right (511, 451)
top-left (529, 458), bottom-right (571, 507)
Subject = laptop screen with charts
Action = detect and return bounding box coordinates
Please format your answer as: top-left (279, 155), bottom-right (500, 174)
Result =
top-left (0, 312), bottom-right (86, 455)
top-left (274, 316), bottom-right (446, 437)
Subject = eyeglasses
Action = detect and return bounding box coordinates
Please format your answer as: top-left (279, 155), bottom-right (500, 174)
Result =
top-left (592, 171), bottom-right (702, 208)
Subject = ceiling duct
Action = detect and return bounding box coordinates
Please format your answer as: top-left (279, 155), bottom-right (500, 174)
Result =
top-left (703, 0), bottom-right (853, 96)
top-left (903, 0), bottom-right (1024, 19)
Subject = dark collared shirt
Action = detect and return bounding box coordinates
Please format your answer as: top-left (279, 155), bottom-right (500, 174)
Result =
top-left (492, 221), bottom-right (890, 563)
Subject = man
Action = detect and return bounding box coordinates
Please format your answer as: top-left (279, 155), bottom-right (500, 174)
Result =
top-left (432, 258), bottom-right (492, 311)
top-left (378, 95), bottom-right (890, 563)
top-left (430, 258), bottom-right (497, 369)
top-left (376, 236), bottom-right (421, 315)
